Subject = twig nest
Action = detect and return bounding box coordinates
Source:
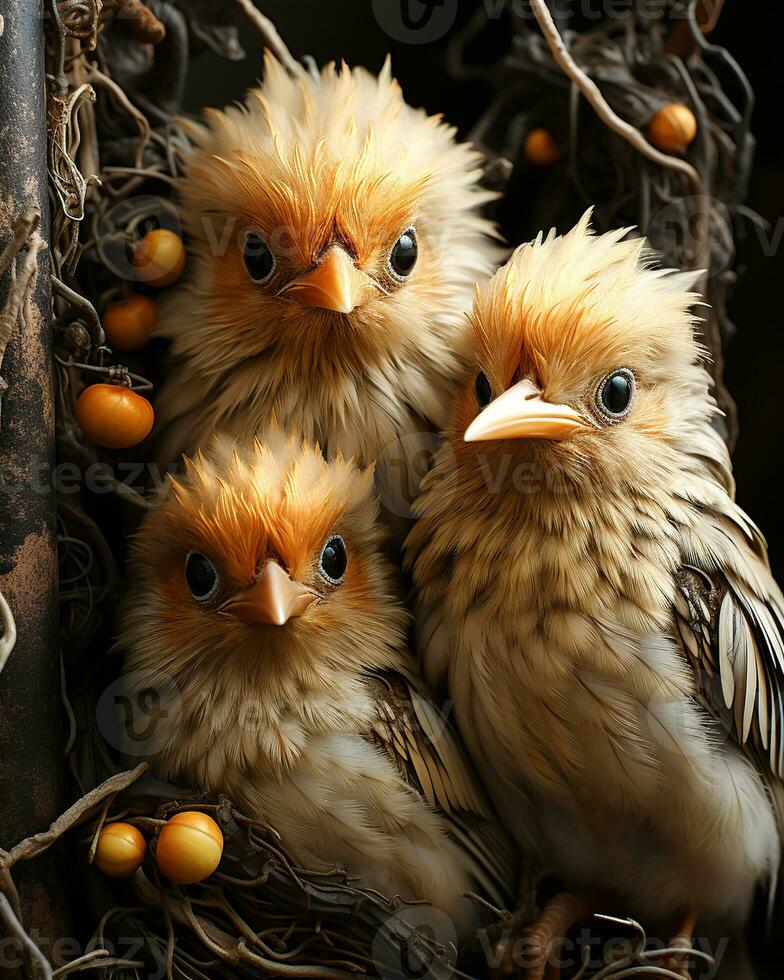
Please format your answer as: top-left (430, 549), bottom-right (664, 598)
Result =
top-left (155, 811), bottom-right (224, 885)
top-left (133, 230), bottom-right (186, 288)
top-left (648, 103), bottom-right (697, 152)
top-left (94, 822), bottom-right (147, 878)
top-left (75, 383), bottom-right (155, 449)
top-left (524, 128), bottom-right (560, 165)
top-left (104, 294), bottom-right (157, 351)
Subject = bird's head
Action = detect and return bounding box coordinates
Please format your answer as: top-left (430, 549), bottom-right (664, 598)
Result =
top-left (453, 211), bottom-right (713, 494)
top-left (121, 432), bottom-right (406, 685)
top-left (175, 55), bottom-right (499, 377)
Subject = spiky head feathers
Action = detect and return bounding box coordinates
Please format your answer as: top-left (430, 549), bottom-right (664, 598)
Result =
top-left (470, 210), bottom-right (704, 405)
top-left (449, 213), bottom-right (713, 474)
top-left (169, 56), bottom-right (500, 370)
top-left (121, 433), bottom-right (407, 685)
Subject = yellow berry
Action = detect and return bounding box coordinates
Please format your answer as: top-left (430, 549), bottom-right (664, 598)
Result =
top-left (94, 823), bottom-right (146, 878)
top-left (75, 384), bottom-right (155, 450)
top-left (104, 294), bottom-right (157, 351)
top-left (648, 103), bottom-right (697, 153)
top-left (524, 128), bottom-right (560, 166)
top-left (155, 811), bottom-right (224, 885)
top-left (133, 229), bottom-right (185, 288)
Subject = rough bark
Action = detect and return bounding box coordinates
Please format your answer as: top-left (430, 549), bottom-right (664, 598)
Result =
top-left (0, 0), bottom-right (68, 970)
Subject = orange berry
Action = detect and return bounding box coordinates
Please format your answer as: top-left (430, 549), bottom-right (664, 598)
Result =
top-left (155, 811), bottom-right (224, 885)
top-left (133, 229), bottom-right (185, 288)
top-left (94, 822), bottom-right (146, 878)
top-left (648, 103), bottom-right (697, 153)
top-left (104, 294), bottom-right (157, 351)
top-left (524, 128), bottom-right (560, 166)
top-left (75, 383), bottom-right (154, 450)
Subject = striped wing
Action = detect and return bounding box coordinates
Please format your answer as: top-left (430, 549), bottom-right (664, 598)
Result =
top-left (367, 668), bottom-right (517, 911)
top-left (673, 526), bottom-right (784, 785)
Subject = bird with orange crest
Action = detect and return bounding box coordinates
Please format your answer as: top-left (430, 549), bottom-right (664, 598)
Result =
top-left (406, 212), bottom-right (784, 978)
top-left (153, 54), bottom-right (501, 533)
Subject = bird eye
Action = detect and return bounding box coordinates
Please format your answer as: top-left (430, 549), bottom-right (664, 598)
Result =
top-left (185, 550), bottom-right (220, 602)
top-left (597, 369), bottom-right (636, 420)
top-left (318, 535), bottom-right (347, 585)
top-left (475, 372), bottom-right (493, 408)
top-left (388, 227), bottom-right (418, 281)
top-left (243, 232), bottom-right (276, 284)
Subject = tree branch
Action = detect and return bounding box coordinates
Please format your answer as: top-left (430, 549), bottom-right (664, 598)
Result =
top-left (230, 0), bottom-right (303, 76)
top-left (528, 0), bottom-right (703, 192)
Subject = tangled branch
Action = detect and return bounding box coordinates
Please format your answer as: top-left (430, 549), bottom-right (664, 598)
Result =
top-left (230, 0), bottom-right (302, 75)
top-left (451, 0), bottom-right (751, 447)
top-left (528, 0), bottom-right (702, 192)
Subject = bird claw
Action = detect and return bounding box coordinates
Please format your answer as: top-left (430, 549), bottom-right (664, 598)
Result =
top-left (488, 891), bottom-right (595, 979)
top-left (659, 912), bottom-right (698, 980)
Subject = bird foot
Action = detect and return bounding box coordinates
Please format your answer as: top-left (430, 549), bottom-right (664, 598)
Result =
top-left (659, 912), bottom-right (698, 980)
top-left (490, 891), bottom-right (595, 979)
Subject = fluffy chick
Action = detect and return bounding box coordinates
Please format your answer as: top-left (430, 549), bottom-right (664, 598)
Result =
top-left (405, 212), bottom-right (784, 939)
top-left (153, 55), bottom-right (500, 524)
top-left (117, 433), bottom-right (515, 938)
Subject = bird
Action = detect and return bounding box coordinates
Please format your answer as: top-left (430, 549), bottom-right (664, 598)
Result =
top-left (115, 431), bottom-right (516, 941)
top-left (152, 54), bottom-right (501, 531)
top-left (404, 211), bottom-right (784, 974)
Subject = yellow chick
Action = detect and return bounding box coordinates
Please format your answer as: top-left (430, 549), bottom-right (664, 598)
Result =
top-left (153, 55), bottom-right (500, 526)
top-left (116, 433), bottom-right (515, 940)
top-left (405, 212), bottom-right (784, 968)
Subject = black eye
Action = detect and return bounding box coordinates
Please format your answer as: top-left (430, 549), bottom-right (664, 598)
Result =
top-left (475, 372), bottom-right (493, 408)
top-left (318, 535), bottom-right (347, 584)
top-left (389, 227), bottom-right (418, 280)
top-left (185, 551), bottom-right (219, 601)
top-left (243, 232), bottom-right (275, 283)
top-left (597, 369), bottom-right (635, 420)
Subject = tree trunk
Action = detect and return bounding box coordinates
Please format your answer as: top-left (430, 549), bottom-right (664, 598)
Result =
top-left (0, 0), bottom-right (69, 970)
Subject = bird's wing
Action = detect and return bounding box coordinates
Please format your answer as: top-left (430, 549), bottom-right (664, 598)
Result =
top-left (366, 667), bottom-right (517, 911)
top-left (672, 498), bottom-right (784, 801)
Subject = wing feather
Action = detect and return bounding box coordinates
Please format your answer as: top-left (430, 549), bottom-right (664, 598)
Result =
top-left (674, 526), bottom-right (784, 783)
top-left (366, 667), bottom-right (517, 910)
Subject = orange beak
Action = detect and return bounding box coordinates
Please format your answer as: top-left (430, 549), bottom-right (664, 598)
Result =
top-left (464, 379), bottom-right (592, 442)
top-left (282, 246), bottom-right (376, 314)
top-left (220, 561), bottom-right (316, 626)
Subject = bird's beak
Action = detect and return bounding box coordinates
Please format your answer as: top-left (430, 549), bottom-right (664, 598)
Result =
top-left (282, 246), bottom-right (376, 314)
top-left (464, 378), bottom-right (591, 442)
top-left (220, 561), bottom-right (316, 626)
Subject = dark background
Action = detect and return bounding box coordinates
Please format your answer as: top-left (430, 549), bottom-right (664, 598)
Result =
top-left (185, 0), bottom-right (783, 576)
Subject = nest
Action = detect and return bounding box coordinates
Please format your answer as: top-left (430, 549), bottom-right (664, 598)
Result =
top-left (0, 1), bottom-right (752, 977)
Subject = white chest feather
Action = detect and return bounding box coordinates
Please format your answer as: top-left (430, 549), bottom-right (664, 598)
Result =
top-left (417, 506), bottom-right (779, 921)
top-left (143, 672), bottom-right (483, 936)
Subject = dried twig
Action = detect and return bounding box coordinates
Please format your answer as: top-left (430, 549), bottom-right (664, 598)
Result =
top-left (231, 0), bottom-right (304, 76)
top-left (103, 0), bottom-right (166, 45)
top-left (0, 206), bottom-right (41, 276)
top-left (0, 589), bottom-right (17, 675)
top-left (0, 892), bottom-right (53, 980)
top-left (1, 765), bottom-right (147, 869)
top-left (1, 207), bottom-right (47, 413)
top-left (528, 0), bottom-right (702, 192)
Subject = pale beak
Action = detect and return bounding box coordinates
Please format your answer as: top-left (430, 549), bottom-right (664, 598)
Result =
top-left (282, 246), bottom-right (376, 314)
top-left (464, 378), bottom-right (592, 442)
top-left (220, 561), bottom-right (316, 626)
